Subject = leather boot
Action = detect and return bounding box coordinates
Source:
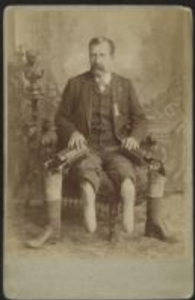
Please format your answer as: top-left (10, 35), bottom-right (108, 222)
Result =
top-left (145, 197), bottom-right (179, 243)
top-left (26, 200), bottom-right (62, 248)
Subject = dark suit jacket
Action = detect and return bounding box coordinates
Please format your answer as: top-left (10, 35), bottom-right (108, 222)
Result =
top-left (55, 71), bottom-right (148, 149)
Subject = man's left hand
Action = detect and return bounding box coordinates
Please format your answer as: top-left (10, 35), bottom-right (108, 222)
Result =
top-left (121, 137), bottom-right (139, 151)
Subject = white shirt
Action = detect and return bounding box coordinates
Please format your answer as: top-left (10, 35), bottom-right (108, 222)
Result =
top-left (94, 72), bottom-right (112, 92)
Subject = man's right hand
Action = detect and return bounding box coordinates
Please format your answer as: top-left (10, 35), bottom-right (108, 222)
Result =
top-left (41, 130), bottom-right (58, 146)
top-left (68, 131), bottom-right (87, 151)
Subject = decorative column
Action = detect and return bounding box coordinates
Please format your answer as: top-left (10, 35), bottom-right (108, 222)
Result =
top-left (23, 49), bottom-right (45, 206)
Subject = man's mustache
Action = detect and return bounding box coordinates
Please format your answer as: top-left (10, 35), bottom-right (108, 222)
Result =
top-left (91, 63), bottom-right (105, 71)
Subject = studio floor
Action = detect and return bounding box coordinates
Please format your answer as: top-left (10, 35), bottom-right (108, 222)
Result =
top-left (4, 191), bottom-right (190, 260)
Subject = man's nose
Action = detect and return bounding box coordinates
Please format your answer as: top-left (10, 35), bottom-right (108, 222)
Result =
top-left (95, 56), bottom-right (102, 64)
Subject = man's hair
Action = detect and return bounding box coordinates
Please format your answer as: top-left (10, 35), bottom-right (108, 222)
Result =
top-left (89, 36), bottom-right (115, 55)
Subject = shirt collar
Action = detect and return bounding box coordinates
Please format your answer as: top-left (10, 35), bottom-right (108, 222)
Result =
top-left (94, 72), bottom-right (112, 86)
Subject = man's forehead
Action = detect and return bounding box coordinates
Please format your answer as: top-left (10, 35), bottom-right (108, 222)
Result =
top-left (90, 41), bottom-right (111, 52)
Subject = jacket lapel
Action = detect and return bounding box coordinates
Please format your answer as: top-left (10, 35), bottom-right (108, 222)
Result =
top-left (81, 71), bottom-right (94, 133)
top-left (111, 73), bottom-right (122, 140)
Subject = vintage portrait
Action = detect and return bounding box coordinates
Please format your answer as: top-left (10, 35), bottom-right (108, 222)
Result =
top-left (4, 5), bottom-right (193, 299)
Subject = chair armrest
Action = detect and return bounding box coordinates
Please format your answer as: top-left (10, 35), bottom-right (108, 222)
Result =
top-left (121, 134), bottom-right (166, 176)
top-left (44, 147), bottom-right (89, 171)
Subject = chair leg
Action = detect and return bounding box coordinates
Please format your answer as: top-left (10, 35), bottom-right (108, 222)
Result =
top-left (108, 198), bottom-right (118, 241)
top-left (108, 203), bottom-right (114, 241)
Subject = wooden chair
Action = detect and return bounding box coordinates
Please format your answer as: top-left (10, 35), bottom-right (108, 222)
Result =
top-left (61, 164), bottom-right (149, 241)
top-left (44, 137), bottom-right (157, 241)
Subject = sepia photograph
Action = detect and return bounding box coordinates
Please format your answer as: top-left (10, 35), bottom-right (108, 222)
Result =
top-left (3, 5), bottom-right (193, 299)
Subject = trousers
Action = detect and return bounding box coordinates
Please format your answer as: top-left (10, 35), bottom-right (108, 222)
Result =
top-left (44, 148), bottom-right (165, 202)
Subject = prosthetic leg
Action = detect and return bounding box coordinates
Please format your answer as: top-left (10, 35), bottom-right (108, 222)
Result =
top-left (121, 178), bottom-right (135, 234)
top-left (145, 169), bottom-right (179, 243)
top-left (81, 181), bottom-right (97, 233)
top-left (26, 170), bottom-right (62, 248)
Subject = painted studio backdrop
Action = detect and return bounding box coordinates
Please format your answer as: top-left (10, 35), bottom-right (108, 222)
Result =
top-left (5, 7), bottom-right (190, 204)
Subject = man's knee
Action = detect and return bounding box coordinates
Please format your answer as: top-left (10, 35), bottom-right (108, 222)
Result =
top-left (78, 169), bottom-right (100, 194)
top-left (121, 178), bottom-right (135, 199)
top-left (81, 180), bottom-right (95, 193)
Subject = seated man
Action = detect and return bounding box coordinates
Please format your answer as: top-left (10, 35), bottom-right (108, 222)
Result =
top-left (27, 36), bottom-right (177, 248)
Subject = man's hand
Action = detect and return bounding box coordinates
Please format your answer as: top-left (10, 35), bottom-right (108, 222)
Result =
top-left (68, 131), bottom-right (87, 151)
top-left (121, 136), bottom-right (139, 151)
top-left (41, 130), bottom-right (58, 146)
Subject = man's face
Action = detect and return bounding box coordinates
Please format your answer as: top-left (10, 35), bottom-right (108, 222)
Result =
top-left (89, 41), bottom-right (113, 75)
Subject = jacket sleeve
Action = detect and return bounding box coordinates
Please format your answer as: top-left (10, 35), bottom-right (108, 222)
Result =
top-left (128, 79), bottom-right (148, 143)
top-left (55, 79), bottom-right (77, 147)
